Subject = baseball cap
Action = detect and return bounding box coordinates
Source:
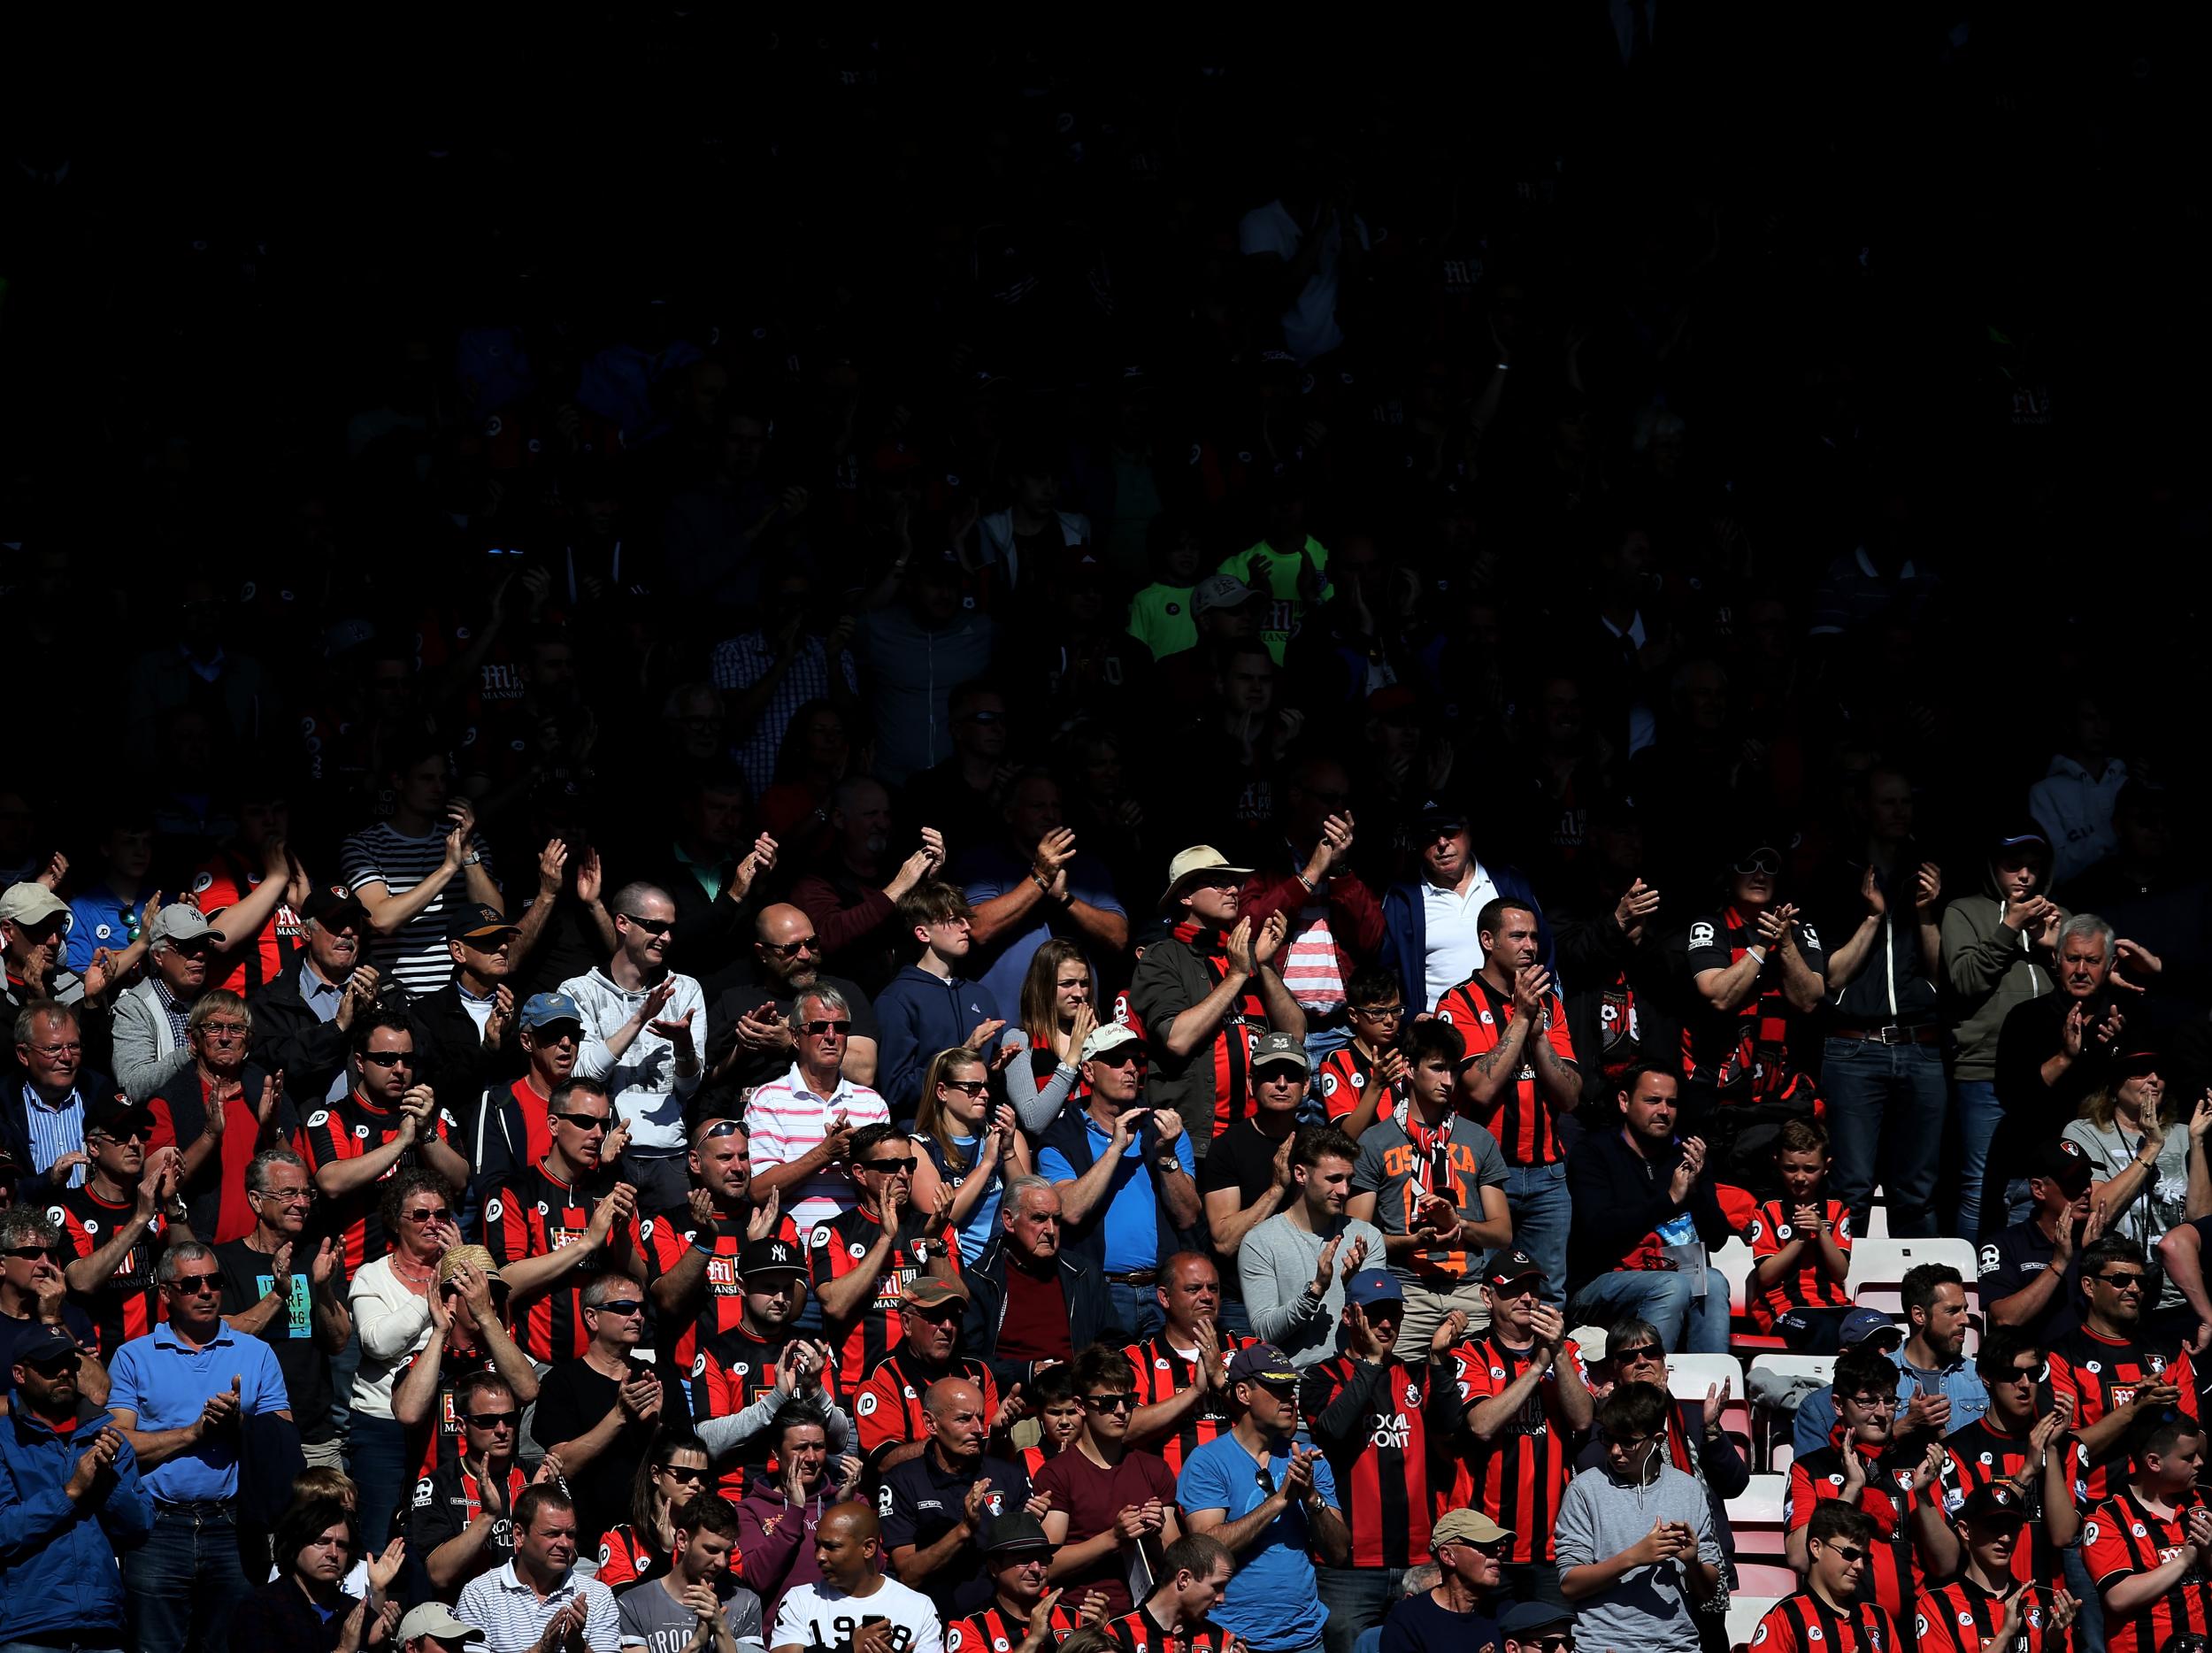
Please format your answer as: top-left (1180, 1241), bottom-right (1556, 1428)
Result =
top-left (11, 1323), bottom-right (81, 1368)
top-left (1431, 1509), bottom-right (1511, 1549)
top-left (903, 1277), bottom-right (971, 1310)
top-left (84, 1094), bottom-right (153, 1140)
top-left (1499, 1602), bottom-right (1576, 1637)
top-left (1955, 1483), bottom-right (2029, 1529)
top-left (149, 905), bottom-right (224, 947)
top-left (449, 903), bottom-right (520, 942)
top-left (396, 1604), bottom-right (486, 1647)
top-left (519, 991), bottom-right (585, 1032)
top-left (2115, 1048), bottom-right (2164, 1079)
top-left (1225, 1342), bottom-right (1299, 1389)
top-left (1412, 796), bottom-right (1469, 833)
top-left (0, 883), bottom-right (69, 928)
top-left (300, 886), bottom-right (370, 929)
top-left (1250, 1031), bottom-right (1310, 1075)
top-left (1079, 1022), bottom-right (1141, 1063)
top-left (1158, 845), bottom-right (1253, 912)
top-left (740, 1237), bottom-right (810, 1280)
top-left (1345, 1270), bottom-right (1403, 1307)
top-left (1840, 1307), bottom-right (1903, 1349)
top-left (1193, 573), bottom-right (1263, 616)
top-left (979, 1511), bottom-right (1054, 1555)
top-left (1483, 1248), bottom-right (1547, 1290)
top-left (2032, 1137), bottom-right (2094, 1199)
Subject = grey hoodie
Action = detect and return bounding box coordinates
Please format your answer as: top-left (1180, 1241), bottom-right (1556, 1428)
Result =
top-left (1939, 837), bottom-right (2063, 1082)
top-left (1554, 1458), bottom-right (1719, 1653)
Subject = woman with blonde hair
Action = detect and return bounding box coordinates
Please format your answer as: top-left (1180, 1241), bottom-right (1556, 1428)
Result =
top-left (2062, 1050), bottom-right (2209, 1313)
top-left (910, 1046), bottom-right (1031, 1265)
top-left (1003, 937), bottom-right (1100, 1133)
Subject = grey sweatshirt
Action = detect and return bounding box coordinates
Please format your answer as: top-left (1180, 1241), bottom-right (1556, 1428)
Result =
top-left (1237, 1211), bottom-right (1388, 1367)
top-left (1553, 1460), bottom-right (1720, 1653)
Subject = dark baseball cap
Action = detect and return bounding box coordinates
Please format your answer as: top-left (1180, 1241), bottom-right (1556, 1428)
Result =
top-left (1413, 796), bottom-right (1469, 833)
top-left (1499, 1602), bottom-right (1575, 1637)
top-left (1484, 1248), bottom-right (1547, 1290)
top-left (2032, 1137), bottom-right (2094, 1199)
top-left (449, 903), bottom-right (520, 942)
top-left (979, 1511), bottom-right (1054, 1555)
top-left (301, 886), bottom-right (369, 928)
top-left (1840, 1307), bottom-right (1903, 1350)
top-left (11, 1323), bottom-right (80, 1369)
top-left (739, 1237), bottom-right (809, 1280)
top-left (84, 1094), bottom-right (154, 1140)
top-left (1345, 1270), bottom-right (1404, 1307)
top-left (1955, 1483), bottom-right (2028, 1530)
top-left (1225, 1342), bottom-right (1299, 1388)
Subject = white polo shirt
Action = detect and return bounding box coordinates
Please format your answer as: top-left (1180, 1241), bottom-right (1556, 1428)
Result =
top-left (456, 1560), bottom-right (620, 1653)
top-left (1421, 864), bottom-right (1499, 1011)
top-left (744, 1064), bottom-right (892, 1229)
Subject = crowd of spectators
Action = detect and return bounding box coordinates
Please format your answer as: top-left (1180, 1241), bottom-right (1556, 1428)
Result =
top-left (5, 13), bottom-right (2212, 1653)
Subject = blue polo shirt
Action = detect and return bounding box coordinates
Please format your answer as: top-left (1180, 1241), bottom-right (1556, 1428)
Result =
top-left (65, 887), bottom-right (152, 973)
top-left (1038, 1118), bottom-right (1195, 1275)
top-left (1178, 1434), bottom-right (1338, 1651)
top-left (107, 1318), bottom-right (289, 1503)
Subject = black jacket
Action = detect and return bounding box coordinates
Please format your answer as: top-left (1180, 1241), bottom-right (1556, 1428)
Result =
top-left (962, 1234), bottom-right (1110, 1390)
top-left (1563, 1123), bottom-right (1732, 1295)
top-left (245, 957), bottom-right (355, 1104)
top-left (416, 980), bottom-right (524, 1119)
top-left (1553, 898), bottom-right (1685, 1116)
top-left (0, 1068), bottom-right (120, 1194)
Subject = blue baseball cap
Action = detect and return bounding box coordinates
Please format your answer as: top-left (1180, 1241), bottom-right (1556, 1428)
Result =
top-left (519, 991), bottom-right (583, 1031)
top-left (1345, 1270), bottom-right (1404, 1307)
top-left (1841, 1307), bottom-right (1903, 1349)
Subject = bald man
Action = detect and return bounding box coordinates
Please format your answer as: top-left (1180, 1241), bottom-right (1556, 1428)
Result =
top-left (773, 1501), bottom-right (944, 1653)
top-left (882, 1379), bottom-right (1039, 1618)
top-left (705, 903), bottom-right (880, 1096)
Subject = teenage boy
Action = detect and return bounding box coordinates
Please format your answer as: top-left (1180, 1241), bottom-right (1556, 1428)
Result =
top-left (1749, 1119), bottom-right (1857, 1352)
top-left (1314, 966), bottom-right (1410, 1140)
top-left (2083, 1412), bottom-right (2212, 1653)
top-left (874, 882), bottom-right (1007, 1118)
top-left (1912, 1485), bottom-right (2079, 1653)
top-left (1750, 1502), bottom-right (1901, 1652)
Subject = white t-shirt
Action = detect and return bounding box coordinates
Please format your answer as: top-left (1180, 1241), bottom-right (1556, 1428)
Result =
top-left (771, 1578), bottom-right (941, 1653)
top-left (1237, 198), bottom-right (1371, 362)
top-left (1421, 864), bottom-right (1500, 1011)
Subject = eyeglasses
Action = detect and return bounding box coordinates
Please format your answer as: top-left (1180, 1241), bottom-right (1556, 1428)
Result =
top-left (941, 1079), bottom-right (989, 1097)
top-left (1732, 851), bottom-right (1782, 876)
top-left (1844, 1393), bottom-right (1899, 1411)
top-left (659, 1465), bottom-right (709, 1484)
top-left (619, 913), bottom-right (673, 936)
top-left (197, 1022), bottom-right (250, 1043)
top-left (465, 1411), bottom-right (518, 1429)
top-left (1349, 1003), bottom-right (1403, 1019)
top-left (402, 1207), bottom-right (452, 1225)
top-left (590, 1299), bottom-right (644, 1316)
top-left (760, 936), bottom-right (821, 958)
top-left (252, 1187), bottom-right (316, 1205)
top-left (168, 1272), bottom-right (224, 1295)
top-left (26, 1042), bottom-right (81, 1058)
top-left (1083, 1393), bottom-right (1138, 1412)
top-left (800, 1019), bottom-right (850, 1036)
top-left (2094, 1272), bottom-right (2148, 1291)
top-left (553, 1113), bottom-right (611, 1133)
top-left (861, 1157), bottom-right (917, 1173)
top-left (361, 1049), bottom-right (414, 1068)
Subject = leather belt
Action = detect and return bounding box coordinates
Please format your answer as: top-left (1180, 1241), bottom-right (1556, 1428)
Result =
top-left (1832, 1024), bottom-right (1942, 1046)
top-left (1105, 1269), bottom-right (1157, 1285)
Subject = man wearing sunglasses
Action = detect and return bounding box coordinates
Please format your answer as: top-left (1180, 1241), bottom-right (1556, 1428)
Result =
top-left (1914, 1483), bottom-right (2080, 1653)
top-left (645, 1115), bottom-right (802, 1378)
top-left (854, 1277), bottom-right (1010, 1477)
top-left (1680, 839), bottom-right (1828, 1184)
top-left (304, 1007), bottom-right (474, 1272)
top-left (810, 1120), bottom-right (962, 1385)
top-left (1035, 1344), bottom-right (1184, 1619)
top-left (2047, 1234), bottom-right (2198, 1513)
top-left (113, 903), bottom-right (232, 1103)
top-left (106, 1239), bottom-right (294, 1652)
top-left (1924, 1326), bottom-right (2076, 1593)
top-left (747, 985), bottom-right (894, 1234)
top-left (1379, 1507), bottom-right (1507, 1653)
top-left (0, 881), bottom-right (111, 1096)
top-left (50, 1094), bottom-right (190, 1359)
top-left (703, 903), bottom-right (881, 1100)
top-left (531, 1270), bottom-right (683, 1556)
top-left (462, 989), bottom-right (587, 1225)
top-left (1751, 1501), bottom-right (1898, 1653)
top-left (0, 1203), bottom-right (108, 1405)
top-left (0, 1320), bottom-right (153, 1653)
top-left (411, 1367), bottom-right (536, 1594)
top-left (563, 880), bottom-right (709, 1218)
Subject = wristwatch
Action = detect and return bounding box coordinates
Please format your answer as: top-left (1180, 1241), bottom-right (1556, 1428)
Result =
top-left (1154, 1157), bottom-right (1184, 1175)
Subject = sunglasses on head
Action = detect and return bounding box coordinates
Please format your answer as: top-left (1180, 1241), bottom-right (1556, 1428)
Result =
top-left (700, 1119), bottom-right (748, 1140)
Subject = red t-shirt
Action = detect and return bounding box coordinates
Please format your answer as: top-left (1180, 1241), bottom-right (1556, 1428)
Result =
top-left (1030, 1449), bottom-right (1179, 1618)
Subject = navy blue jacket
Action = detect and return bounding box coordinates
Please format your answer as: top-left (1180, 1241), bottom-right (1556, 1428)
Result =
top-left (0, 1399), bottom-right (153, 1640)
top-left (0, 1069), bottom-right (121, 1196)
top-left (1378, 865), bottom-right (1555, 1013)
top-left (872, 965), bottom-right (1004, 1119)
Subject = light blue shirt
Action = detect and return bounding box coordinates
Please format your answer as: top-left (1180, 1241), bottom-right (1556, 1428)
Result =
top-left (1178, 1434), bottom-right (1339, 1650)
top-left (1791, 1343), bottom-right (1989, 1461)
top-left (297, 962), bottom-right (349, 1102)
top-left (22, 1083), bottom-right (86, 1188)
top-left (107, 1318), bottom-right (289, 1503)
top-left (1039, 1117), bottom-right (1195, 1275)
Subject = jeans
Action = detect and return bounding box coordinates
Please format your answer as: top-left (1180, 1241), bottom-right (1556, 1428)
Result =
top-left (1, 1643), bottom-right (126, 1653)
top-left (347, 1410), bottom-right (412, 1550)
top-left (1951, 1079), bottom-right (2003, 1239)
top-left (620, 1149), bottom-right (692, 1219)
top-left (1571, 1267), bottom-right (1732, 1354)
top-left (1217, 1295), bottom-right (1254, 1338)
top-left (1315, 1565), bottom-right (1406, 1653)
top-left (1104, 1279), bottom-right (1164, 1342)
top-left (123, 1503), bottom-right (250, 1653)
top-left (327, 1321), bottom-right (362, 1449)
top-left (2062, 1535), bottom-right (2104, 1652)
top-left (1822, 1037), bottom-right (1947, 1236)
top-left (1502, 1163), bottom-right (1571, 1308)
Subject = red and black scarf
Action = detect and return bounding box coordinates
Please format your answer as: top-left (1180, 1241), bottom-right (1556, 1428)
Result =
top-left (1174, 919), bottom-right (1268, 1129)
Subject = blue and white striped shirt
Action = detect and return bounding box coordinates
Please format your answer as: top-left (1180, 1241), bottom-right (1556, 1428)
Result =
top-left (23, 1083), bottom-right (86, 1188)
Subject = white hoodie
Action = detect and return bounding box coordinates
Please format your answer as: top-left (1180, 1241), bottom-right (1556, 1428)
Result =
top-left (2028, 754), bottom-right (2128, 885)
top-left (558, 965), bottom-right (706, 1151)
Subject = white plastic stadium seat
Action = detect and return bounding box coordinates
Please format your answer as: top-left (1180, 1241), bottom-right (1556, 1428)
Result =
top-left (1846, 1237), bottom-right (1980, 1320)
top-left (1712, 1237), bottom-right (1756, 1316)
top-left (1727, 1595), bottom-right (1784, 1653)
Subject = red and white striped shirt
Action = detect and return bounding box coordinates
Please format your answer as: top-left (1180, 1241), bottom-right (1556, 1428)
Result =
top-left (743, 1065), bottom-right (891, 1230)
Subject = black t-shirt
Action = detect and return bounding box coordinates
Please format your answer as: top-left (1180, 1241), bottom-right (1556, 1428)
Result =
top-left (1978, 1219), bottom-right (2083, 1345)
top-left (879, 1449), bottom-right (1033, 1618)
top-left (527, 1354), bottom-right (680, 1549)
top-left (212, 1238), bottom-right (336, 1445)
top-left (1198, 1119), bottom-right (1294, 1302)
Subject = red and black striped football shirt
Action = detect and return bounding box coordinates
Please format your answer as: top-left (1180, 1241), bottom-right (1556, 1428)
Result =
top-left (1448, 1333), bottom-right (1586, 1564)
top-left (299, 1091), bottom-right (441, 1271)
top-left (689, 1323), bottom-right (841, 1497)
top-left (594, 1522), bottom-right (668, 1588)
top-left (482, 1163), bottom-right (644, 1362)
top-left (1316, 1043), bottom-right (1395, 1132)
top-left (1300, 1353), bottom-right (1441, 1567)
top-left (1747, 1197), bottom-right (1855, 1331)
top-left (1750, 1592), bottom-right (1898, 1652)
top-left (1124, 1331), bottom-right (1250, 1473)
top-left (854, 1347), bottom-right (999, 1469)
top-left (399, 1330), bottom-right (500, 1479)
top-left (47, 1186), bottom-right (165, 1357)
top-left (2047, 1328), bottom-right (2197, 1506)
top-left (1912, 1577), bottom-right (2071, 1653)
top-left (1431, 973), bottom-right (1575, 1166)
top-left (641, 1209), bottom-right (802, 1372)
top-left (1786, 1441), bottom-right (1927, 1618)
top-left (1167, 921), bottom-right (1267, 1132)
top-left (807, 1204), bottom-right (959, 1383)
top-left (949, 1599), bottom-right (1079, 1653)
top-left (1104, 1604), bottom-right (1233, 1653)
top-left (1938, 1418), bottom-right (2062, 1586)
top-left (2085, 1487), bottom-right (2212, 1653)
